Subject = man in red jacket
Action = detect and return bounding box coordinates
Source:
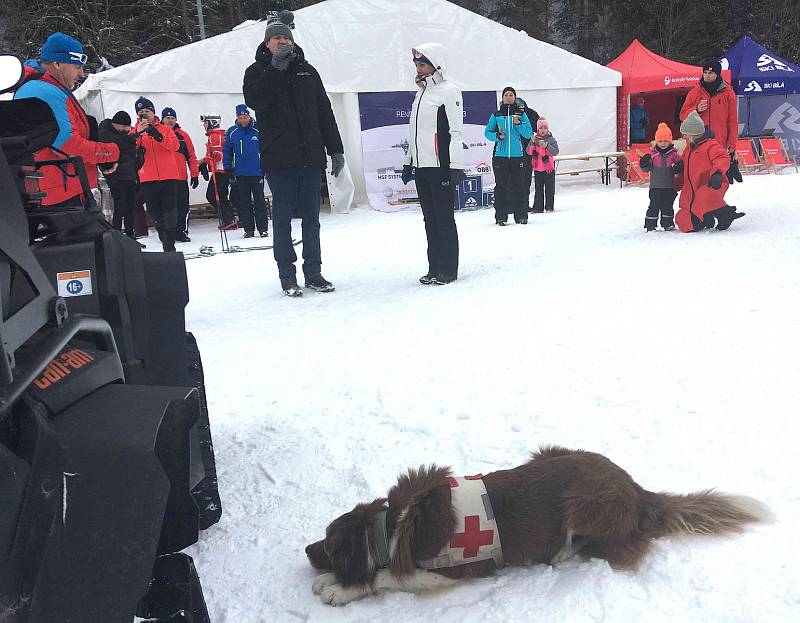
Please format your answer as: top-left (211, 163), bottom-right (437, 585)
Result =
top-left (134, 96), bottom-right (181, 251)
top-left (679, 59), bottom-right (738, 154)
top-left (13, 32), bottom-right (119, 207)
top-left (162, 107), bottom-right (200, 242)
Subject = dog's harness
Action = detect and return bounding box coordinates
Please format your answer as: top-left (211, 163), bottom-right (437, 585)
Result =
top-left (372, 475), bottom-right (504, 571)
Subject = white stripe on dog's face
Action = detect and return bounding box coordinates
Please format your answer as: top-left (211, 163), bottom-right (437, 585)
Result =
top-left (388, 507), bottom-right (408, 559)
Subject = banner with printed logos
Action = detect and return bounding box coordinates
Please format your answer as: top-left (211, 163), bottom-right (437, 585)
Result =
top-left (358, 91), bottom-right (498, 212)
top-left (739, 94), bottom-right (800, 159)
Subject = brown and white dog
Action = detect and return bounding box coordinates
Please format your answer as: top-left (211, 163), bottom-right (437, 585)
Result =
top-left (305, 446), bottom-right (770, 606)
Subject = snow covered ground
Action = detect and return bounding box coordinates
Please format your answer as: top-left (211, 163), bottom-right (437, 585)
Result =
top-left (155, 172), bottom-right (799, 622)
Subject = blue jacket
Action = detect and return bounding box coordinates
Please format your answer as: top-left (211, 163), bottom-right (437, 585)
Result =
top-left (223, 120), bottom-right (263, 176)
top-left (484, 110), bottom-right (532, 158)
top-left (630, 106), bottom-right (649, 141)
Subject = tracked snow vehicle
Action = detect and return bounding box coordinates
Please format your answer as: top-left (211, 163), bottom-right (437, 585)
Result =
top-left (0, 54), bottom-right (221, 622)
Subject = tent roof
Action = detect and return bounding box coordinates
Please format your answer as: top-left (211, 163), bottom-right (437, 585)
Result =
top-left (722, 35), bottom-right (800, 95)
top-left (606, 39), bottom-right (702, 94)
top-left (77, 0), bottom-right (619, 96)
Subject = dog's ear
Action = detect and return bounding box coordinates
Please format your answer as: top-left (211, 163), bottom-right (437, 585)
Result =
top-left (326, 498), bottom-right (386, 587)
top-left (391, 469), bottom-right (455, 577)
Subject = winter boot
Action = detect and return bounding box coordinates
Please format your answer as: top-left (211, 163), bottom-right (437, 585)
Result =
top-left (716, 208), bottom-right (745, 230)
top-left (281, 277), bottom-right (303, 297)
top-left (244, 230), bottom-right (254, 238)
top-left (305, 275), bottom-right (335, 293)
top-left (259, 230), bottom-right (269, 237)
top-left (431, 274), bottom-right (457, 285)
top-left (419, 273), bottom-right (436, 285)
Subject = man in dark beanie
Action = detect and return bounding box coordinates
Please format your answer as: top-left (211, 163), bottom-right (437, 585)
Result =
top-left (243, 10), bottom-right (346, 297)
top-left (161, 106), bottom-right (200, 242)
top-left (680, 58), bottom-right (738, 156)
top-left (98, 110), bottom-right (139, 237)
top-left (133, 96), bottom-right (182, 251)
top-left (13, 32), bottom-right (119, 207)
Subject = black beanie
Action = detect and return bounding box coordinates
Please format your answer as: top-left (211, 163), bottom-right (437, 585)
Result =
top-left (111, 110), bottom-right (131, 125)
top-left (502, 86), bottom-right (517, 97)
top-left (135, 96), bottom-right (155, 113)
top-left (703, 58), bottom-right (722, 75)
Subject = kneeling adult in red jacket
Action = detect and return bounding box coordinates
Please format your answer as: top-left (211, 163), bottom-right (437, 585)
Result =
top-left (676, 111), bottom-right (745, 233)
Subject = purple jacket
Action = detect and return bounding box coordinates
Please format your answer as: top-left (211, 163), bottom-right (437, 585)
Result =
top-left (641, 145), bottom-right (682, 190)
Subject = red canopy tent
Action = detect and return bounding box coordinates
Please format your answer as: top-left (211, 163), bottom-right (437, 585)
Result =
top-left (607, 40), bottom-right (728, 150)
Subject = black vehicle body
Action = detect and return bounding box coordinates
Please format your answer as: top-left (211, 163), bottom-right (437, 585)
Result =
top-left (1, 57), bottom-right (221, 622)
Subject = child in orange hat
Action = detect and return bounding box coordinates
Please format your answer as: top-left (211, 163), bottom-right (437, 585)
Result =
top-left (638, 122), bottom-right (682, 231)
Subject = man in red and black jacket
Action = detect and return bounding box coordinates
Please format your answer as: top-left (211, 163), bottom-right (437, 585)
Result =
top-left (133, 96), bottom-right (181, 251)
top-left (13, 32), bottom-right (119, 207)
top-left (162, 107), bottom-right (200, 242)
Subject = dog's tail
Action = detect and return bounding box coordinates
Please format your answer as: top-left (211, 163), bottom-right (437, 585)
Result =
top-left (641, 490), bottom-right (772, 539)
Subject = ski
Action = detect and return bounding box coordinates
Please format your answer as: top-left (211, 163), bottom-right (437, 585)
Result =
top-left (183, 239), bottom-right (301, 260)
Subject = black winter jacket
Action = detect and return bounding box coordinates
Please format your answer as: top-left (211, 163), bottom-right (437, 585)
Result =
top-left (242, 43), bottom-right (344, 173)
top-left (98, 119), bottom-right (138, 182)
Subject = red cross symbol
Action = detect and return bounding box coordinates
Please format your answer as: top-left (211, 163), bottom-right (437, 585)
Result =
top-left (450, 515), bottom-right (494, 558)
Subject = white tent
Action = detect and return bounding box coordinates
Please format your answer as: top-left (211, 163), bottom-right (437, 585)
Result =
top-left (76, 0), bottom-right (621, 209)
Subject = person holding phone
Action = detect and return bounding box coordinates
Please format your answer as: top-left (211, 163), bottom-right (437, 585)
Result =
top-left (484, 86), bottom-right (532, 225)
top-left (680, 59), bottom-right (738, 158)
top-left (133, 96), bottom-right (181, 251)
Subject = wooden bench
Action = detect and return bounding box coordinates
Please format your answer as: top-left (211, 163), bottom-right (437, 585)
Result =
top-left (553, 152), bottom-right (626, 186)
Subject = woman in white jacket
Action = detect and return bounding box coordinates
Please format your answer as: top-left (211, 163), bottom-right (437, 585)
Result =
top-left (401, 43), bottom-right (465, 285)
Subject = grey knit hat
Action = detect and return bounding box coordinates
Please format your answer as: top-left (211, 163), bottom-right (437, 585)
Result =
top-left (264, 10), bottom-right (295, 42)
top-left (680, 110), bottom-right (705, 136)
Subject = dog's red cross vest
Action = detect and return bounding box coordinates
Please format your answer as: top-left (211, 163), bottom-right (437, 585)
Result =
top-left (417, 475), bottom-right (504, 570)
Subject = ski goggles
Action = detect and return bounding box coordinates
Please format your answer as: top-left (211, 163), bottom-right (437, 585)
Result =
top-left (67, 51), bottom-right (88, 65)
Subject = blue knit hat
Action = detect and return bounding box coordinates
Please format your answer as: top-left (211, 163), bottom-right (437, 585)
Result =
top-left (162, 107), bottom-right (177, 119)
top-left (235, 104), bottom-right (250, 116)
top-left (135, 96), bottom-right (155, 113)
top-left (40, 32), bottom-right (87, 65)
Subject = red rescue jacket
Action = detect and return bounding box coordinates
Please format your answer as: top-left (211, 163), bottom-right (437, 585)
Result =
top-left (13, 64), bottom-right (119, 205)
top-left (135, 118), bottom-right (180, 182)
top-left (676, 133), bottom-right (730, 233)
top-left (172, 125), bottom-right (200, 181)
top-left (204, 129), bottom-right (227, 173)
top-left (680, 81), bottom-right (738, 152)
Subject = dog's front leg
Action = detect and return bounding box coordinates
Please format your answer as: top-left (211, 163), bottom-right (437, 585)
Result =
top-left (373, 568), bottom-right (459, 594)
top-left (312, 572), bottom-right (338, 595)
top-left (319, 569), bottom-right (459, 606)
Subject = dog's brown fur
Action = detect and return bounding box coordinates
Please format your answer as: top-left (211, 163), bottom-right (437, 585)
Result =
top-left (306, 446), bottom-right (769, 591)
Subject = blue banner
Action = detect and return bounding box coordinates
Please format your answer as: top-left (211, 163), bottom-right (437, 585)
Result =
top-left (739, 94), bottom-right (800, 158)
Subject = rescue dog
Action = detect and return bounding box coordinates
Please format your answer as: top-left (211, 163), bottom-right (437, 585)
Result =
top-left (305, 445), bottom-right (769, 606)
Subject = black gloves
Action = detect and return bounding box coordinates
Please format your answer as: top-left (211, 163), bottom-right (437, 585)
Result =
top-left (199, 162), bottom-right (209, 181)
top-left (271, 44), bottom-right (297, 71)
top-left (330, 153), bottom-right (345, 177)
top-left (401, 165), bottom-right (413, 185)
top-left (728, 155), bottom-right (743, 183)
top-left (190, 177), bottom-right (199, 189)
top-left (639, 153), bottom-right (652, 169)
top-left (145, 125), bottom-right (163, 142)
top-left (671, 161), bottom-right (684, 173)
top-left (708, 171), bottom-right (723, 189)
top-left (449, 169), bottom-right (466, 187)
top-left (541, 154), bottom-right (550, 163)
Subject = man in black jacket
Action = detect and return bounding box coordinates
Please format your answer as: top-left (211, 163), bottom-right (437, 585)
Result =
top-left (243, 10), bottom-right (346, 297)
top-left (98, 110), bottom-right (138, 237)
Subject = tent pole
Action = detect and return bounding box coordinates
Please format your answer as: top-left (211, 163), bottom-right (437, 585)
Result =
top-left (196, 0), bottom-right (207, 40)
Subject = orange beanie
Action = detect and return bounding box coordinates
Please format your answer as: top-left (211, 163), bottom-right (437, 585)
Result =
top-left (654, 122), bottom-right (673, 142)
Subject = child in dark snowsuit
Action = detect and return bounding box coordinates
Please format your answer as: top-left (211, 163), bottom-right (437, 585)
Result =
top-left (639, 122), bottom-right (682, 231)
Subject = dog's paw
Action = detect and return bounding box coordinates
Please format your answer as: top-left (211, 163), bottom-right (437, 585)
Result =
top-left (312, 572), bottom-right (338, 595)
top-left (320, 583), bottom-right (366, 606)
